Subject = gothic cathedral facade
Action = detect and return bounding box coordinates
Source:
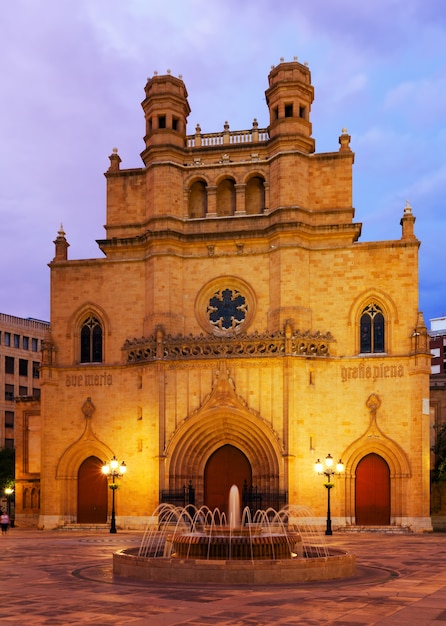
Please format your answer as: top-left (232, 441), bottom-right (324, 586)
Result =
top-left (16, 59), bottom-right (432, 531)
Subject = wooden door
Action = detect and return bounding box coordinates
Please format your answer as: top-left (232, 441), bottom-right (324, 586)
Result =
top-left (355, 453), bottom-right (390, 525)
top-left (204, 445), bottom-right (252, 515)
top-left (78, 456), bottom-right (108, 523)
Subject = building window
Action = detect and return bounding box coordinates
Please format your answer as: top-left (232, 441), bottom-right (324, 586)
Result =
top-left (5, 411), bottom-right (14, 428)
top-left (4, 333), bottom-right (10, 347)
top-left (80, 316), bottom-right (103, 363)
top-left (158, 114), bottom-right (166, 129)
top-left (284, 103), bottom-right (293, 117)
top-left (31, 338), bottom-right (38, 352)
top-left (32, 388), bottom-right (40, 399)
top-left (216, 179), bottom-right (236, 216)
top-left (245, 176), bottom-right (265, 214)
top-left (14, 334), bottom-right (20, 348)
top-left (5, 356), bottom-right (14, 375)
top-left (19, 359), bottom-right (28, 377)
top-left (188, 180), bottom-right (207, 218)
top-left (5, 384), bottom-right (14, 401)
top-left (360, 303), bottom-right (385, 353)
top-left (4, 439), bottom-right (14, 450)
top-left (19, 385), bottom-right (28, 396)
top-left (32, 362), bottom-right (40, 378)
top-left (23, 336), bottom-right (29, 350)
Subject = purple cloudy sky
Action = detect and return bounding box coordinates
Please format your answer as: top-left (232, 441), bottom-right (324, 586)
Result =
top-left (1, 0), bottom-right (445, 326)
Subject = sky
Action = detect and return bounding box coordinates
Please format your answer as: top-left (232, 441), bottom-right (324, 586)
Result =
top-left (1, 0), bottom-right (445, 326)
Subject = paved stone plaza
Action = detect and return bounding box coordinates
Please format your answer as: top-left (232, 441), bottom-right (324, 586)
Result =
top-left (1, 528), bottom-right (446, 625)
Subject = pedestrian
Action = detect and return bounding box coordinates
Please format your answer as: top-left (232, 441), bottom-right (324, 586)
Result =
top-left (1, 510), bottom-right (10, 534)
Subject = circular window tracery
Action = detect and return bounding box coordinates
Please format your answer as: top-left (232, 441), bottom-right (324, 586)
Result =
top-left (196, 278), bottom-right (256, 336)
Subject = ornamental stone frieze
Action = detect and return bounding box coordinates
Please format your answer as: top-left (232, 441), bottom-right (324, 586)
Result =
top-left (123, 327), bottom-right (334, 363)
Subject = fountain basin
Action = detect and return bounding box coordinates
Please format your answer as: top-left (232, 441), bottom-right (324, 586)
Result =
top-left (113, 547), bottom-right (356, 584)
top-left (170, 531), bottom-right (302, 560)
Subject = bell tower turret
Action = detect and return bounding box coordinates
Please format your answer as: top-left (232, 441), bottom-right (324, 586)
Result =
top-left (140, 71), bottom-right (191, 165)
top-left (265, 57), bottom-right (315, 153)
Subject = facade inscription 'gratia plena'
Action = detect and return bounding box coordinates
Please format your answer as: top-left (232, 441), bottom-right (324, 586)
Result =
top-left (341, 363), bottom-right (404, 383)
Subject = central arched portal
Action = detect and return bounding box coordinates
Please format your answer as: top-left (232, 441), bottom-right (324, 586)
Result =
top-left (204, 444), bottom-right (252, 515)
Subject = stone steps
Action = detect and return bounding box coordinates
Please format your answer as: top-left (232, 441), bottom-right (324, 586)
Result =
top-left (336, 525), bottom-right (411, 534)
top-left (56, 524), bottom-right (110, 531)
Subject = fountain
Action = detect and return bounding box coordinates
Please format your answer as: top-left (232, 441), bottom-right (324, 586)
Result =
top-left (113, 486), bottom-right (355, 584)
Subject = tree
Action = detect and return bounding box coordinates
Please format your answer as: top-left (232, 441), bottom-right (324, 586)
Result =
top-left (432, 423), bottom-right (446, 482)
top-left (0, 448), bottom-right (15, 492)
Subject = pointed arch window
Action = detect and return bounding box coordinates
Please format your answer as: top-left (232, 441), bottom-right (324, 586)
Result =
top-left (80, 316), bottom-right (103, 363)
top-left (360, 303), bottom-right (385, 353)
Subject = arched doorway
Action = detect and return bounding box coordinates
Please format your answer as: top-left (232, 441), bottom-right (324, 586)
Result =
top-left (355, 453), bottom-right (390, 525)
top-left (78, 456), bottom-right (108, 523)
top-left (204, 445), bottom-right (252, 515)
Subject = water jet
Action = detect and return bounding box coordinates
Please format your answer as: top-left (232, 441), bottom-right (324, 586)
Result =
top-left (113, 486), bottom-right (355, 584)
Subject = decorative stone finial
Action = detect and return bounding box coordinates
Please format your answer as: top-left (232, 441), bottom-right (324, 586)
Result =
top-left (400, 200), bottom-right (416, 241)
top-left (53, 224), bottom-right (69, 262)
top-left (404, 200), bottom-right (413, 215)
top-left (339, 128), bottom-right (351, 153)
top-left (108, 147), bottom-right (121, 173)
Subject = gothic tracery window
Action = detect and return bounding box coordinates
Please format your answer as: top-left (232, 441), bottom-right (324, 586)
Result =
top-left (80, 316), bottom-right (103, 363)
top-left (360, 303), bottom-right (385, 353)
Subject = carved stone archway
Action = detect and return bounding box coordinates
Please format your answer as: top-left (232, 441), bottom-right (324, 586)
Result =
top-left (164, 365), bottom-right (285, 506)
top-left (342, 394), bottom-right (411, 526)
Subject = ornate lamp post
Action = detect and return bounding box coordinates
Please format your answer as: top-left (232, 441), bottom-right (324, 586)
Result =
top-left (4, 487), bottom-right (13, 520)
top-left (102, 456), bottom-right (126, 533)
top-left (315, 454), bottom-right (344, 536)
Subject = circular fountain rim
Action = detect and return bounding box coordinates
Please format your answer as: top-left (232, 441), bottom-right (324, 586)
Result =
top-left (113, 546), bottom-right (356, 585)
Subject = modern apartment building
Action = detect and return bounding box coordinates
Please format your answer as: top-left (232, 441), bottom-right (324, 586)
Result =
top-left (0, 313), bottom-right (49, 448)
top-left (430, 317), bottom-right (446, 377)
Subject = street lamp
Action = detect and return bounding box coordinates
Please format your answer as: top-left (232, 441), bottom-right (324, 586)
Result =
top-left (4, 487), bottom-right (13, 519)
top-left (315, 454), bottom-right (344, 536)
top-left (102, 456), bottom-right (126, 533)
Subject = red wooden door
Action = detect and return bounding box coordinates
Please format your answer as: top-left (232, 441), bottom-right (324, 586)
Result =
top-left (78, 456), bottom-right (108, 523)
top-left (355, 453), bottom-right (390, 525)
top-left (204, 445), bottom-right (252, 515)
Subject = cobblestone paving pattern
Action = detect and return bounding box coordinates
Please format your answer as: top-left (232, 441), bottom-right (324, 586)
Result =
top-left (1, 530), bottom-right (446, 625)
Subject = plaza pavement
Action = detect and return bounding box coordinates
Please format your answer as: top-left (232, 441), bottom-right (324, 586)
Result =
top-left (1, 527), bottom-right (446, 625)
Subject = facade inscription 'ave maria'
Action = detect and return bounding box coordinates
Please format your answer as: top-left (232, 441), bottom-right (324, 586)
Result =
top-left (341, 363), bottom-right (404, 383)
top-left (66, 373), bottom-right (113, 387)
